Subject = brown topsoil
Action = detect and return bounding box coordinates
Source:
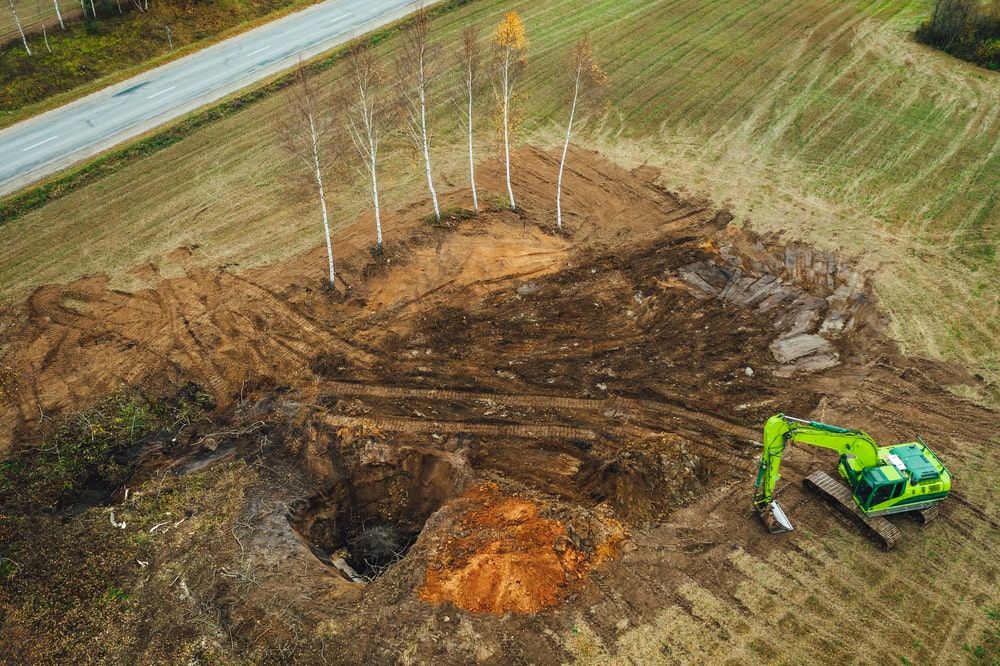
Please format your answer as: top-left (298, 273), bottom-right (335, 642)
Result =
top-left (0, 146), bottom-right (996, 663)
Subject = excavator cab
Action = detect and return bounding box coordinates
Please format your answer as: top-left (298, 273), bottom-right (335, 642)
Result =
top-left (853, 466), bottom-right (906, 511)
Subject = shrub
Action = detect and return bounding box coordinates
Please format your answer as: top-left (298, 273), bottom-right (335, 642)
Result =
top-left (916, 0), bottom-right (1000, 69)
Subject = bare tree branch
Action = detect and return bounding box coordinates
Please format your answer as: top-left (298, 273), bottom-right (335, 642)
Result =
top-left (396, 5), bottom-right (441, 222)
top-left (339, 42), bottom-right (390, 254)
top-left (276, 64), bottom-right (338, 287)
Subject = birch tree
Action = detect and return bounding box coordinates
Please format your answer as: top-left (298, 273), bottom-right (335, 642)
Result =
top-left (7, 0), bottom-right (31, 55)
top-left (492, 11), bottom-right (526, 211)
top-left (458, 25), bottom-right (482, 213)
top-left (277, 65), bottom-right (337, 287)
top-left (555, 37), bottom-right (607, 229)
top-left (52, 0), bottom-right (64, 30)
top-left (397, 6), bottom-right (441, 222)
top-left (342, 43), bottom-right (388, 254)
top-left (34, 0), bottom-right (52, 50)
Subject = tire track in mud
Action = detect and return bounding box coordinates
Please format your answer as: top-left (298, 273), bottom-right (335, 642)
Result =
top-left (157, 280), bottom-right (231, 397)
top-left (658, 206), bottom-right (715, 229)
top-left (321, 380), bottom-right (756, 441)
top-left (28, 277), bottom-right (225, 400)
top-left (224, 274), bottom-right (379, 367)
top-left (26, 287), bottom-right (92, 332)
top-left (319, 413), bottom-right (607, 441)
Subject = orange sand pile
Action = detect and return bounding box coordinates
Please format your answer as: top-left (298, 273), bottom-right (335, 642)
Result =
top-left (419, 484), bottom-right (623, 614)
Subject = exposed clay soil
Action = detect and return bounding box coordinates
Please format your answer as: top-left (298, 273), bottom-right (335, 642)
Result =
top-left (0, 147), bottom-right (996, 663)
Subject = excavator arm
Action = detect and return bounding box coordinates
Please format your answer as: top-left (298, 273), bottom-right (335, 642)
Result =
top-left (753, 414), bottom-right (880, 532)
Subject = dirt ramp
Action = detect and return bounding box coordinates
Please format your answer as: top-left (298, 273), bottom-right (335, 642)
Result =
top-left (478, 145), bottom-right (721, 246)
top-left (363, 222), bottom-right (570, 316)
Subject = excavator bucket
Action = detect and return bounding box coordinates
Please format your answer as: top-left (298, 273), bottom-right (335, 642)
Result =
top-left (759, 501), bottom-right (794, 534)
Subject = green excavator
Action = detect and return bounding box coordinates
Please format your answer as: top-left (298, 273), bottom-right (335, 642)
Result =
top-left (753, 414), bottom-right (951, 549)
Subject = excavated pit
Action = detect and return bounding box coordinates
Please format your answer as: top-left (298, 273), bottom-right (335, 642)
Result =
top-left (288, 444), bottom-right (467, 581)
top-left (274, 214), bottom-right (872, 596)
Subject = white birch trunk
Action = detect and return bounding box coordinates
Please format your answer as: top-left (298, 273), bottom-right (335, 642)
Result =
top-left (347, 79), bottom-right (384, 253)
top-left (363, 98), bottom-right (383, 252)
top-left (8, 0), bottom-right (31, 55)
top-left (556, 69), bottom-right (582, 230)
top-left (361, 95), bottom-right (382, 254)
top-left (466, 71), bottom-right (478, 213)
top-left (42, 23), bottom-right (51, 52)
top-left (79, 0), bottom-right (86, 17)
top-left (501, 53), bottom-right (515, 211)
top-left (89, 0), bottom-right (95, 17)
top-left (419, 78), bottom-right (440, 222)
top-left (369, 153), bottom-right (383, 251)
top-left (53, 0), bottom-right (64, 29)
top-left (308, 113), bottom-right (335, 285)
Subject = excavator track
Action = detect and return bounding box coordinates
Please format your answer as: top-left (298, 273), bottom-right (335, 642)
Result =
top-left (803, 471), bottom-right (902, 550)
top-left (914, 505), bottom-right (940, 525)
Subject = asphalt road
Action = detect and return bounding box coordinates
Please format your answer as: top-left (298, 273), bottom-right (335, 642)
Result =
top-left (0, 0), bottom-right (420, 197)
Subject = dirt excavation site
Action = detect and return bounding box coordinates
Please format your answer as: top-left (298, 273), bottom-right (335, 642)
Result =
top-left (0, 148), bottom-right (998, 663)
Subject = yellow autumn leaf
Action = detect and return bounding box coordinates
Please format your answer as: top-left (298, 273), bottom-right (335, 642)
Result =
top-left (494, 11), bottom-right (527, 51)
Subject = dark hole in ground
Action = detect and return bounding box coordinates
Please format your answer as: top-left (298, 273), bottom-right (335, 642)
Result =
top-left (345, 522), bottom-right (418, 579)
top-left (289, 446), bottom-right (463, 582)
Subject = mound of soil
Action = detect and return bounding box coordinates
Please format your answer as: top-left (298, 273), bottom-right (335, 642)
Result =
top-left (419, 483), bottom-right (625, 614)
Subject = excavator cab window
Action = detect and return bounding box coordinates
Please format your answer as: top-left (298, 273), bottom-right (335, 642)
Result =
top-left (855, 479), bottom-right (873, 507)
top-left (868, 483), bottom-right (897, 508)
top-left (857, 467), bottom-right (906, 510)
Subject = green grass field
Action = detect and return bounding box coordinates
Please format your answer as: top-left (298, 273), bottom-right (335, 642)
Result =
top-left (1, 0), bottom-right (997, 398)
